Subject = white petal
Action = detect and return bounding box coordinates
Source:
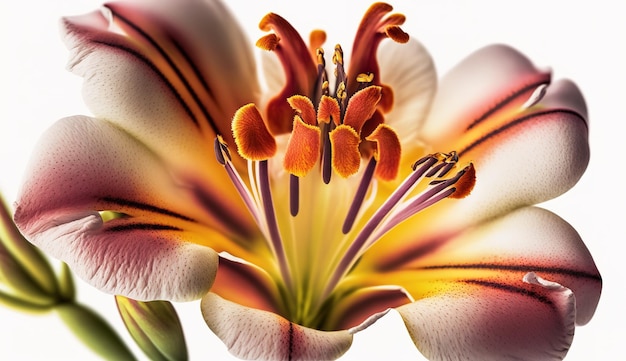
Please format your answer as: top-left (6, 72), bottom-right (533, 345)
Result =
top-left (201, 293), bottom-right (353, 360)
top-left (378, 38), bottom-right (437, 149)
top-left (397, 273), bottom-right (576, 360)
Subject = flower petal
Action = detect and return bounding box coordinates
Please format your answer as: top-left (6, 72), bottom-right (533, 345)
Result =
top-left (201, 293), bottom-right (352, 361)
top-left (443, 79), bottom-right (588, 226)
top-left (62, 0), bottom-right (257, 176)
top-left (360, 207), bottom-right (601, 326)
top-left (20, 213), bottom-right (218, 302)
top-left (397, 273), bottom-right (576, 360)
top-left (14, 116), bottom-right (259, 300)
top-left (420, 44), bottom-right (551, 144)
top-left (385, 78), bottom-right (589, 239)
top-left (326, 286), bottom-right (412, 331)
top-left (377, 39), bottom-right (436, 149)
top-left (211, 253), bottom-right (282, 315)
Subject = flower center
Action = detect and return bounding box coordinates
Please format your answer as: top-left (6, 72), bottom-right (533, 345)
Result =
top-left (213, 4), bottom-right (475, 329)
top-left (215, 128), bottom-right (473, 328)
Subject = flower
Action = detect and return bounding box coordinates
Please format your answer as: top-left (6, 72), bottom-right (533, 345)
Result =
top-left (14, 0), bottom-right (601, 360)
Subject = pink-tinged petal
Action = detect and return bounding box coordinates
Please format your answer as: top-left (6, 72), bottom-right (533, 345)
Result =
top-left (377, 39), bottom-right (436, 150)
top-left (360, 207), bottom-right (601, 326)
top-left (20, 213), bottom-right (218, 302)
top-left (201, 293), bottom-right (352, 361)
top-left (326, 286), bottom-right (412, 331)
top-left (211, 253), bottom-right (283, 315)
top-left (442, 80), bottom-right (588, 228)
top-left (62, 0), bottom-right (257, 179)
top-left (16, 116), bottom-right (255, 240)
top-left (14, 116), bottom-right (262, 300)
top-left (397, 273), bottom-right (576, 360)
top-left (377, 79), bottom-right (589, 240)
top-left (420, 44), bottom-right (552, 145)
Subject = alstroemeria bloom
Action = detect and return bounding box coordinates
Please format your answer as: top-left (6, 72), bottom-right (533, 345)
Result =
top-left (14, 0), bottom-right (601, 360)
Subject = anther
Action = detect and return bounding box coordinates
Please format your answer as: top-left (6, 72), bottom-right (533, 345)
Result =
top-left (214, 135), bottom-right (231, 165)
top-left (332, 44), bottom-right (344, 65)
top-left (315, 48), bottom-right (329, 101)
top-left (336, 82), bottom-right (347, 115)
top-left (356, 73), bottom-right (375, 91)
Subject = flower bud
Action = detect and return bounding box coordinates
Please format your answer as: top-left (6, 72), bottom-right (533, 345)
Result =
top-left (0, 196), bottom-right (60, 310)
top-left (116, 296), bottom-right (188, 361)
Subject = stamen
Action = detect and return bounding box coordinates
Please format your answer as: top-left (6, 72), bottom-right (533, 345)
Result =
top-left (329, 125), bottom-right (361, 178)
top-left (333, 44), bottom-right (346, 84)
top-left (376, 164), bottom-right (474, 238)
top-left (257, 160), bottom-right (292, 288)
top-left (213, 137), bottom-right (261, 224)
top-left (321, 122), bottom-right (333, 184)
top-left (325, 153), bottom-right (473, 299)
top-left (213, 135), bottom-right (231, 165)
top-left (356, 73), bottom-right (375, 84)
top-left (425, 161), bottom-right (448, 177)
top-left (336, 81), bottom-right (348, 116)
top-left (290, 174), bottom-right (299, 217)
top-left (343, 157), bottom-right (376, 234)
top-left (283, 115), bottom-right (320, 176)
top-left (232, 104), bottom-right (277, 160)
top-left (314, 48), bottom-right (329, 103)
top-left (448, 163), bottom-right (475, 198)
top-left (333, 45), bottom-right (348, 113)
top-left (324, 155), bottom-right (439, 296)
top-left (356, 73), bottom-right (374, 92)
top-left (317, 96), bottom-right (340, 184)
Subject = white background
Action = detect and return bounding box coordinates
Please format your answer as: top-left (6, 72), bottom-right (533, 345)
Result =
top-left (1, 0), bottom-right (623, 359)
